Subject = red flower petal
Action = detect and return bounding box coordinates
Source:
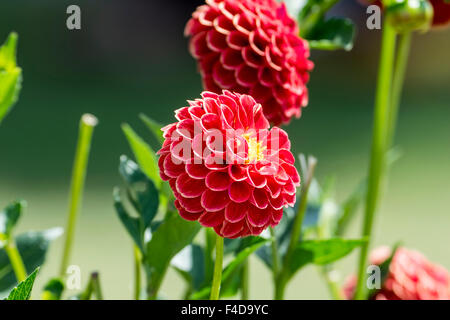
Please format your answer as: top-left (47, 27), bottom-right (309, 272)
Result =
top-left (247, 205), bottom-right (270, 227)
top-left (228, 181), bottom-right (252, 203)
top-left (224, 201), bottom-right (247, 223)
top-left (199, 210), bottom-right (225, 227)
top-left (176, 173), bottom-right (205, 198)
top-left (201, 189), bottom-right (230, 212)
top-left (205, 171), bottom-right (231, 191)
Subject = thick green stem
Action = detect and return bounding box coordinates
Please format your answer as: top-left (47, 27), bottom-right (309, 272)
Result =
top-left (241, 259), bottom-right (249, 300)
top-left (59, 114), bottom-right (98, 278)
top-left (210, 234), bottom-right (224, 300)
top-left (387, 33), bottom-right (412, 149)
top-left (355, 24), bottom-right (397, 300)
top-left (276, 156), bottom-right (318, 300)
top-left (133, 245), bottom-right (142, 300)
top-left (4, 240), bottom-right (27, 282)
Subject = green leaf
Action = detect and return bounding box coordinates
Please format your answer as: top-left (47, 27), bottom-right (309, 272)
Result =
top-left (286, 238), bottom-right (366, 280)
top-left (171, 244), bottom-right (205, 291)
top-left (191, 237), bottom-right (268, 299)
top-left (0, 200), bottom-right (25, 239)
top-left (308, 18), bottom-right (356, 51)
top-left (122, 123), bottom-right (162, 189)
top-left (145, 213), bottom-right (201, 298)
top-left (114, 156), bottom-right (160, 252)
top-left (335, 180), bottom-right (366, 236)
top-left (119, 156), bottom-right (159, 228)
top-left (0, 32), bottom-right (22, 125)
top-left (41, 277), bottom-right (64, 300)
top-left (5, 267), bottom-right (39, 300)
top-left (0, 228), bottom-right (63, 292)
top-left (139, 113), bottom-right (164, 145)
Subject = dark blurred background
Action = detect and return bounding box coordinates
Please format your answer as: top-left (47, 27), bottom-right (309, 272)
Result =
top-left (0, 0), bottom-right (449, 299)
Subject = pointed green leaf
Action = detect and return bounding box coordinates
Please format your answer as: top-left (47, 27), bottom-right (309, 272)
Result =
top-left (122, 123), bottom-right (161, 189)
top-left (145, 213), bottom-right (201, 297)
top-left (139, 113), bottom-right (164, 145)
top-left (286, 238), bottom-right (366, 280)
top-left (0, 32), bottom-right (22, 124)
top-left (0, 200), bottom-right (25, 239)
top-left (113, 188), bottom-right (143, 251)
top-left (118, 156), bottom-right (159, 228)
top-left (5, 267), bottom-right (39, 300)
top-left (0, 228), bottom-right (62, 292)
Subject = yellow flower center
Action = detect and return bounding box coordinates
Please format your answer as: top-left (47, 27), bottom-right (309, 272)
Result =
top-left (243, 133), bottom-right (266, 164)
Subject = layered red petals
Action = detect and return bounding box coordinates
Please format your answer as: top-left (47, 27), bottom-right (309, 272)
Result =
top-left (158, 91), bottom-right (300, 238)
top-left (344, 247), bottom-right (450, 300)
top-left (185, 0), bottom-right (314, 125)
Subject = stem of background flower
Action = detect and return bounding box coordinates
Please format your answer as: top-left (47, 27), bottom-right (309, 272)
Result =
top-left (275, 156), bottom-right (317, 300)
top-left (59, 114), bottom-right (98, 278)
top-left (4, 239), bottom-right (27, 282)
top-left (133, 244), bottom-right (142, 300)
top-left (387, 33), bottom-right (412, 149)
top-left (354, 23), bottom-right (397, 300)
top-left (210, 234), bottom-right (224, 300)
top-left (241, 260), bottom-right (249, 300)
top-left (81, 272), bottom-right (103, 300)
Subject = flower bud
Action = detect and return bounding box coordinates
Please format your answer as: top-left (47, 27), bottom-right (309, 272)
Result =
top-left (384, 0), bottom-right (433, 33)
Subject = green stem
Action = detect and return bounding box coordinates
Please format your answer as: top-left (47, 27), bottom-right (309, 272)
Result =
top-left (355, 24), bottom-right (397, 300)
top-left (387, 33), bottom-right (412, 149)
top-left (241, 259), bottom-right (249, 300)
top-left (269, 227), bottom-right (279, 281)
top-left (209, 234), bottom-right (224, 300)
top-left (133, 245), bottom-right (142, 300)
top-left (81, 272), bottom-right (103, 300)
top-left (4, 240), bottom-right (27, 282)
top-left (276, 156), bottom-right (318, 300)
top-left (59, 114), bottom-right (98, 278)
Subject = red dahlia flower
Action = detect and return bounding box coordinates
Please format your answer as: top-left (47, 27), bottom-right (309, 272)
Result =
top-left (185, 0), bottom-right (314, 126)
top-left (431, 0), bottom-right (450, 27)
top-left (157, 91), bottom-right (300, 238)
top-left (344, 247), bottom-right (450, 300)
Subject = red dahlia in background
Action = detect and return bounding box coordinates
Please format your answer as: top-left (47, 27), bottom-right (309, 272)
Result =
top-left (344, 246), bottom-right (450, 300)
top-left (431, 0), bottom-right (450, 27)
top-left (185, 0), bottom-right (314, 126)
top-left (157, 91), bottom-right (300, 238)
top-left (359, 0), bottom-right (450, 28)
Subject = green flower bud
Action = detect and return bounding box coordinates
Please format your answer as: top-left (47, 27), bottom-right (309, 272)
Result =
top-left (384, 0), bottom-right (434, 33)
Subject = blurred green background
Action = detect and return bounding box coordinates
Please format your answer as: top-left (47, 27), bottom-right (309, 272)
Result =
top-left (0, 0), bottom-right (449, 299)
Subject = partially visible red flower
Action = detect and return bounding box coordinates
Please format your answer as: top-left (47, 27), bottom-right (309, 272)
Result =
top-left (344, 246), bottom-right (450, 300)
top-left (430, 0), bottom-right (450, 27)
top-left (185, 0), bottom-right (314, 126)
top-left (157, 91), bottom-right (300, 238)
top-left (359, 0), bottom-right (450, 28)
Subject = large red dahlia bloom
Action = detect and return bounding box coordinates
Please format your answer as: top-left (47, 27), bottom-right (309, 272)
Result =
top-left (157, 91), bottom-right (300, 238)
top-left (344, 247), bottom-right (450, 300)
top-left (185, 0), bottom-right (314, 126)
